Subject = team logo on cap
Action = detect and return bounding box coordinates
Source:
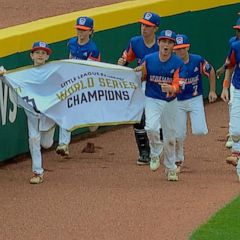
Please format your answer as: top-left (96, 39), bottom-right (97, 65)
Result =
top-left (176, 36), bottom-right (184, 44)
top-left (79, 17), bottom-right (86, 25)
top-left (144, 12), bottom-right (152, 20)
top-left (39, 42), bottom-right (47, 47)
top-left (165, 30), bottom-right (173, 37)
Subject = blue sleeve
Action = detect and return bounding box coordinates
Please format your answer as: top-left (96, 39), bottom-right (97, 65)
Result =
top-left (67, 37), bottom-right (77, 57)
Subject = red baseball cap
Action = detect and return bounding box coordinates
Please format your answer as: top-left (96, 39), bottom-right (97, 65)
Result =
top-left (31, 41), bottom-right (52, 55)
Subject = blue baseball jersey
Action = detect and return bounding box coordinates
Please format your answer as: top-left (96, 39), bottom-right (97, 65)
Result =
top-left (177, 54), bottom-right (212, 101)
top-left (229, 36), bottom-right (239, 46)
top-left (227, 41), bottom-right (240, 89)
top-left (123, 35), bottom-right (159, 65)
top-left (142, 52), bottom-right (186, 102)
top-left (68, 37), bottom-right (101, 61)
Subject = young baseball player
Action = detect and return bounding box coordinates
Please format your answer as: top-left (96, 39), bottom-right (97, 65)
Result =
top-left (216, 17), bottom-right (240, 79)
top-left (23, 42), bottom-right (55, 184)
top-left (117, 12), bottom-right (161, 165)
top-left (221, 40), bottom-right (240, 181)
top-left (56, 16), bottom-right (101, 157)
top-left (173, 34), bottom-right (217, 172)
top-left (135, 30), bottom-right (186, 181)
top-left (217, 17), bottom-right (240, 149)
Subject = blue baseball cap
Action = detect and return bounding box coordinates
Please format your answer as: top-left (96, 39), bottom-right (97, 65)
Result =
top-left (138, 12), bottom-right (160, 27)
top-left (174, 34), bottom-right (190, 49)
top-left (75, 16), bottom-right (94, 30)
top-left (158, 30), bottom-right (176, 43)
top-left (31, 41), bottom-right (52, 55)
top-left (233, 17), bottom-right (240, 29)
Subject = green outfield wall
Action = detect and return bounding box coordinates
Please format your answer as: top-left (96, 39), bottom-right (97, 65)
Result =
top-left (0, 0), bottom-right (239, 161)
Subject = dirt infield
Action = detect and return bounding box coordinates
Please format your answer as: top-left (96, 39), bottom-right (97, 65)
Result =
top-left (0, 1), bottom-right (240, 240)
top-left (1, 101), bottom-right (239, 240)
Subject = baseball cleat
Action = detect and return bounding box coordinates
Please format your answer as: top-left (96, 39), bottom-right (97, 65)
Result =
top-left (56, 144), bottom-right (69, 156)
top-left (225, 135), bottom-right (233, 148)
top-left (30, 173), bottom-right (44, 184)
top-left (137, 157), bottom-right (150, 165)
top-left (166, 169), bottom-right (179, 181)
top-left (175, 161), bottom-right (183, 173)
top-left (150, 156), bottom-right (160, 171)
top-left (137, 151), bottom-right (150, 165)
top-left (226, 153), bottom-right (239, 167)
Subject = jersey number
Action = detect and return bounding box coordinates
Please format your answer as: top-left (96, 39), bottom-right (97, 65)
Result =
top-left (192, 85), bottom-right (198, 96)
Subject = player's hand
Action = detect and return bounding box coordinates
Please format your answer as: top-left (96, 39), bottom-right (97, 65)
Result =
top-left (117, 57), bottom-right (127, 66)
top-left (208, 91), bottom-right (217, 103)
top-left (221, 88), bottom-right (229, 102)
top-left (0, 66), bottom-right (6, 76)
top-left (216, 67), bottom-right (225, 79)
top-left (161, 83), bottom-right (175, 97)
top-left (134, 65), bottom-right (143, 72)
top-left (161, 83), bottom-right (170, 92)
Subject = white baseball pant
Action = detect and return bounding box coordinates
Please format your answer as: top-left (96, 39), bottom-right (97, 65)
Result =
top-left (176, 95), bottom-right (208, 162)
top-left (228, 83), bottom-right (234, 133)
top-left (145, 97), bottom-right (177, 171)
top-left (229, 85), bottom-right (240, 152)
top-left (58, 127), bottom-right (71, 145)
top-left (25, 110), bottom-right (55, 174)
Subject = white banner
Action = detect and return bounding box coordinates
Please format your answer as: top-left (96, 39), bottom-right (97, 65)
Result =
top-left (4, 59), bottom-right (144, 131)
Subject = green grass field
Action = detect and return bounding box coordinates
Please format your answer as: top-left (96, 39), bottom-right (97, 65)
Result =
top-left (190, 195), bottom-right (240, 240)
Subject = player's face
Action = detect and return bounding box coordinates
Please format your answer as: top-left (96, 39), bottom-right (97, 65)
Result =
top-left (158, 39), bottom-right (175, 57)
top-left (76, 29), bottom-right (93, 43)
top-left (141, 24), bottom-right (157, 38)
top-left (174, 47), bottom-right (188, 60)
top-left (30, 50), bottom-right (49, 66)
top-left (236, 29), bottom-right (240, 39)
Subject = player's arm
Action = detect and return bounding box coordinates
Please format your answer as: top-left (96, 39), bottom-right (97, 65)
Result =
top-left (117, 41), bottom-right (136, 66)
top-left (208, 67), bottom-right (217, 102)
top-left (216, 37), bottom-right (234, 79)
top-left (221, 46), bottom-right (236, 102)
top-left (216, 58), bottom-right (230, 79)
top-left (88, 49), bottom-right (101, 62)
top-left (67, 39), bottom-right (75, 60)
top-left (201, 60), bottom-right (217, 102)
top-left (203, 62), bottom-right (217, 102)
top-left (134, 62), bottom-right (147, 81)
top-left (221, 67), bottom-right (234, 102)
top-left (161, 68), bottom-right (182, 97)
top-left (117, 50), bottom-right (128, 66)
top-left (163, 64), bottom-right (187, 96)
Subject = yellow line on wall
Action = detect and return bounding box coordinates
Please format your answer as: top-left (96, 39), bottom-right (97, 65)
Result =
top-left (0, 0), bottom-right (238, 57)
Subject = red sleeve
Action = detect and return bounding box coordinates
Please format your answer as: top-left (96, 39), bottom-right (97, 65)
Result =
top-left (88, 53), bottom-right (101, 62)
top-left (123, 45), bottom-right (136, 63)
top-left (172, 68), bottom-right (180, 92)
top-left (200, 61), bottom-right (211, 77)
